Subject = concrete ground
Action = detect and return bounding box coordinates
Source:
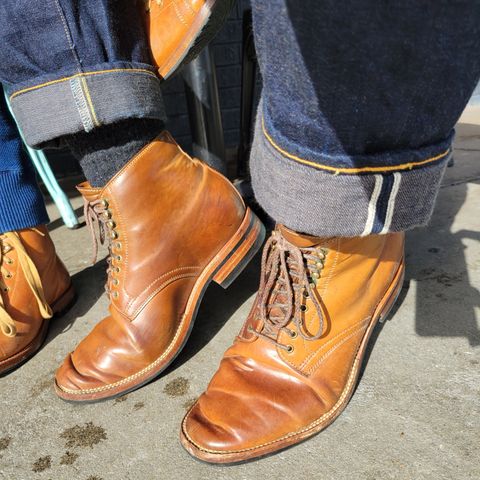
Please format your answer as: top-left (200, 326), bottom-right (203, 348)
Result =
top-left (1, 117), bottom-right (479, 480)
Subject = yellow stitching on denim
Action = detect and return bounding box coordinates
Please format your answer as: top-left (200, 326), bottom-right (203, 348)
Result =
top-left (80, 77), bottom-right (100, 127)
top-left (261, 116), bottom-right (450, 174)
top-left (10, 68), bottom-right (158, 100)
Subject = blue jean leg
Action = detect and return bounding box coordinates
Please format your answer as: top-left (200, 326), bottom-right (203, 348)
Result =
top-left (250, 0), bottom-right (480, 236)
top-left (0, 89), bottom-right (49, 234)
top-left (0, 0), bottom-right (165, 148)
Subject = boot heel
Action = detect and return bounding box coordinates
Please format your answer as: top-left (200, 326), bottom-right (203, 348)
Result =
top-left (213, 209), bottom-right (266, 289)
top-left (378, 261), bottom-right (405, 323)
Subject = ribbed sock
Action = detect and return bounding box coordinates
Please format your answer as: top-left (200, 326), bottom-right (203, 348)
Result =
top-left (66, 119), bottom-right (164, 187)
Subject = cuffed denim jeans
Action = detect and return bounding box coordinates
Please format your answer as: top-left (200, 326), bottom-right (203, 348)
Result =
top-left (250, 0), bottom-right (480, 236)
top-left (1, 0), bottom-right (479, 237)
top-left (0, 0), bottom-right (165, 148)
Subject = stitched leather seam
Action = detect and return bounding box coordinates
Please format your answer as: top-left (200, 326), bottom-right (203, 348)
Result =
top-left (298, 316), bottom-right (369, 372)
top-left (182, 326), bottom-right (369, 455)
top-left (125, 266), bottom-right (200, 313)
top-left (306, 321), bottom-right (369, 376)
top-left (302, 238), bottom-right (339, 352)
top-left (106, 189), bottom-right (132, 305)
top-left (57, 210), bottom-right (253, 395)
top-left (131, 272), bottom-right (199, 318)
top-left (57, 275), bottom-right (196, 395)
top-left (181, 261), bottom-right (404, 455)
top-left (297, 241), bottom-right (340, 368)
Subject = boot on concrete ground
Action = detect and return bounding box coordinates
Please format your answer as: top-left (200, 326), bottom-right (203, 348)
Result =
top-left (181, 225), bottom-right (404, 463)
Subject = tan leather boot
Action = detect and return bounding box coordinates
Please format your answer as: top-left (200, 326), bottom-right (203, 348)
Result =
top-left (181, 225), bottom-right (405, 463)
top-left (144, 0), bottom-right (235, 79)
top-left (54, 132), bottom-right (265, 402)
top-left (0, 226), bottom-right (75, 375)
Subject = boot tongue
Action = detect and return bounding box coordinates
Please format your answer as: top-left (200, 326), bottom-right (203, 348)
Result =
top-left (277, 225), bottom-right (325, 248)
top-left (76, 181), bottom-right (103, 202)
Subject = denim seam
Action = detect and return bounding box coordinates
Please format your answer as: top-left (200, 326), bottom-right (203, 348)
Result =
top-left (9, 68), bottom-right (158, 100)
top-left (51, 0), bottom-right (83, 71)
top-left (261, 116), bottom-right (451, 175)
top-left (70, 77), bottom-right (95, 131)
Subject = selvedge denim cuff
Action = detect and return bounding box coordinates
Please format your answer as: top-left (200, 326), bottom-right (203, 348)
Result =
top-left (7, 63), bottom-right (166, 148)
top-left (250, 104), bottom-right (451, 237)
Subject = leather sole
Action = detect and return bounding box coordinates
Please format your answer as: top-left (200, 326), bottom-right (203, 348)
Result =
top-left (0, 283), bottom-right (76, 376)
top-left (157, 0), bottom-right (236, 80)
top-left (180, 259), bottom-right (406, 464)
top-left (54, 208), bottom-right (266, 402)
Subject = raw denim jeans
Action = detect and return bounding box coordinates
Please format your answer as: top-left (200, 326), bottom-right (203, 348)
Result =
top-left (1, 0), bottom-right (479, 236)
top-left (0, 0), bottom-right (165, 148)
top-left (250, 0), bottom-right (480, 235)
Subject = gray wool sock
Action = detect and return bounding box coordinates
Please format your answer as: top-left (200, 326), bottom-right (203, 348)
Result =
top-left (66, 119), bottom-right (164, 187)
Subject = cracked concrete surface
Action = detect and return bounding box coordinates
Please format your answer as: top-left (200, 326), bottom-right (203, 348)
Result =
top-left (0, 116), bottom-right (479, 480)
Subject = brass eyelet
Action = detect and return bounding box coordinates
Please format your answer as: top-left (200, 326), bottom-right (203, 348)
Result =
top-left (115, 242), bottom-right (122, 250)
top-left (303, 290), bottom-right (309, 298)
top-left (112, 279), bottom-right (119, 286)
top-left (286, 345), bottom-right (294, 353)
top-left (107, 220), bottom-right (116, 229)
top-left (101, 199), bottom-right (109, 208)
top-left (116, 255), bottom-right (122, 262)
top-left (316, 262), bottom-right (323, 268)
top-left (110, 231), bottom-right (118, 240)
top-left (102, 210), bottom-right (112, 219)
top-left (112, 291), bottom-right (119, 299)
top-left (115, 267), bottom-right (121, 273)
top-left (312, 272), bottom-right (319, 279)
top-left (300, 304), bottom-right (308, 312)
top-left (289, 330), bottom-right (298, 339)
top-left (5, 272), bottom-right (12, 279)
top-left (3, 287), bottom-right (9, 292)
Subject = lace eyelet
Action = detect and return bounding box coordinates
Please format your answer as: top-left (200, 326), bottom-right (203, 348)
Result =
top-left (115, 242), bottom-right (122, 250)
top-left (110, 231), bottom-right (118, 240)
top-left (289, 330), bottom-right (298, 339)
top-left (3, 287), bottom-right (9, 292)
top-left (116, 255), bottom-right (122, 262)
top-left (286, 345), bottom-right (294, 353)
top-left (112, 279), bottom-right (119, 286)
top-left (101, 199), bottom-right (109, 208)
top-left (115, 267), bottom-right (121, 273)
top-left (5, 272), bottom-right (12, 279)
top-left (107, 220), bottom-right (116, 229)
top-left (303, 290), bottom-right (309, 298)
top-left (316, 262), bottom-right (323, 268)
top-left (6, 258), bottom-right (13, 265)
top-left (112, 291), bottom-right (119, 299)
top-left (300, 304), bottom-right (308, 312)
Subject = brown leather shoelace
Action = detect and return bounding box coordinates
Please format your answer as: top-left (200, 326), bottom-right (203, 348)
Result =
top-left (249, 230), bottom-right (327, 350)
top-left (84, 197), bottom-right (121, 296)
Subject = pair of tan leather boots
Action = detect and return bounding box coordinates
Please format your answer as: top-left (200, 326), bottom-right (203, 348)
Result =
top-left (0, 0), bottom-right (405, 464)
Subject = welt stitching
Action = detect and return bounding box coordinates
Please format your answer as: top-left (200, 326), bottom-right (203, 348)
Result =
top-left (182, 342), bottom-right (364, 455)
